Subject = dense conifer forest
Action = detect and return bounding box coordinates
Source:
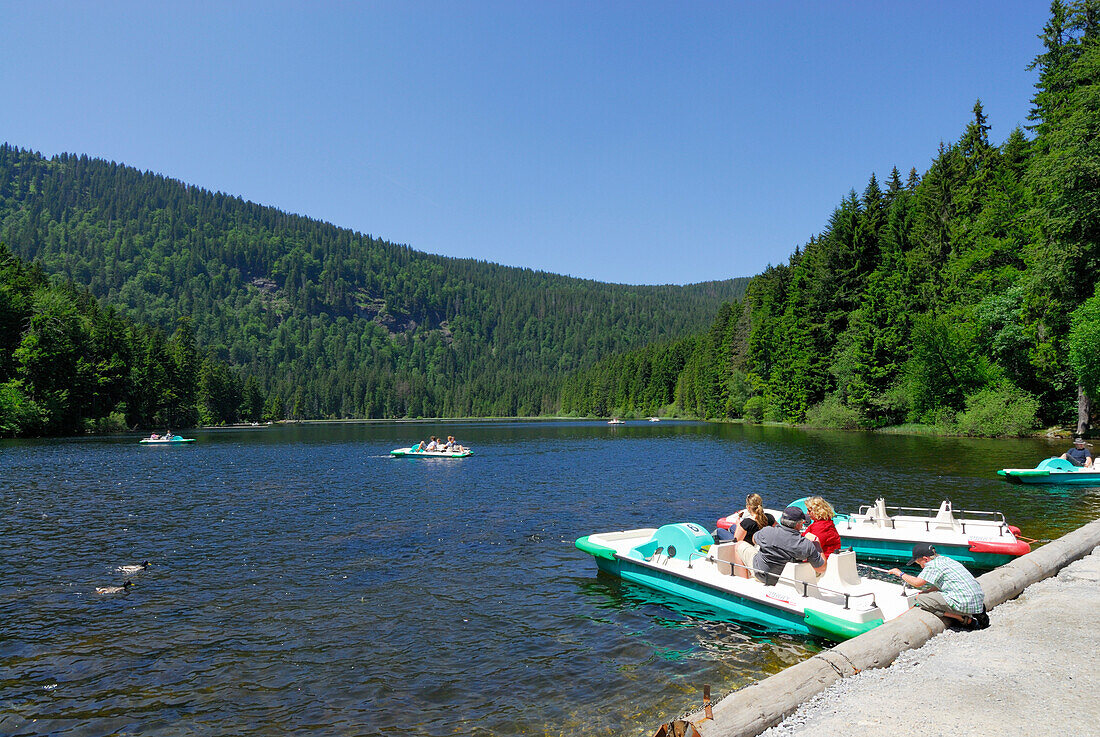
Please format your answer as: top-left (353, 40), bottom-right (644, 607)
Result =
top-left (5, 2), bottom-right (1098, 439)
top-left (0, 145), bottom-right (745, 435)
top-left (561, 1), bottom-right (1100, 436)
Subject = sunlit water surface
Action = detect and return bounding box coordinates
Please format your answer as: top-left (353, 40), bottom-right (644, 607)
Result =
top-left (3, 422), bottom-right (1097, 736)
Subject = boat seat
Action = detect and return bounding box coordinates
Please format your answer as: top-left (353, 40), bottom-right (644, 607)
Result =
top-left (777, 561), bottom-right (818, 594)
top-left (816, 549), bottom-right (861, 591)
top-left (932, 500), bottom-right (959, 530)
top-left (866, 498), bottom-right (893, 529)
top-left (712, 542), bottom-right (737, 576)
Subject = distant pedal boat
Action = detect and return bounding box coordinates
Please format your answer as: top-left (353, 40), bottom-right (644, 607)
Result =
top-left (139, 436), bottom-right (195, 444)
top-left (390, 446), bottom-right (473, 458)
top-left (718, 498), bottom-right (1030, 568)
top-left (998, 457), bottom-right (1100, 486)
top-left (576, 522), bottom-right (915, 642)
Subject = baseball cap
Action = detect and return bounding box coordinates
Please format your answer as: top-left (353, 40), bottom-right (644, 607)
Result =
top-left (780, 506), bottom-right (806, 526)
top-left (907, 543), bottom-right (936, 565)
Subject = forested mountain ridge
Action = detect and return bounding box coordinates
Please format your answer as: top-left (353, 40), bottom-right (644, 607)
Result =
top-left (0, 144), bottom-right (747, 425)
top-left (562, 1), bottom-right (1100, 436)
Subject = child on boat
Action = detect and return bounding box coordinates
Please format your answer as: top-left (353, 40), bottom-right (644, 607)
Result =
top-left (802, 496), bottom-right (841, 558)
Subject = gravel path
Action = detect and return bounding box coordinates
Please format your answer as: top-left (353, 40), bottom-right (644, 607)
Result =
top-left (758, 547), bottom-right (1100, 737)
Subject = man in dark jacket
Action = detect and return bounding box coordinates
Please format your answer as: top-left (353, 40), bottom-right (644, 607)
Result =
top-left (745, 506), bottom-right (826, 585)
top-left (1061, 437), bottom-right (1094, 468)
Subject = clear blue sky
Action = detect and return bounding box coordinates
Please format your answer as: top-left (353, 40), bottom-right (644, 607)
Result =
top-left (1, 1), bottom-right (1050, 285)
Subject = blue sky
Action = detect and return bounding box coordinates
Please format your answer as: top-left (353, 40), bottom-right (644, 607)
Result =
top-left (1, 1), bottom-right (1050, 285)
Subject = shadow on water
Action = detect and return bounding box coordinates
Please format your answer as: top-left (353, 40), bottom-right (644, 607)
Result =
top-left (1, 421), bottom-right (1098, 736)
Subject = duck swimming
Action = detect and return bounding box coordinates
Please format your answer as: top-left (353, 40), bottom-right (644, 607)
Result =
top-left (96, 581), bottom-right (132, 595)
top-left (116, 561), bottom-right (150, 575)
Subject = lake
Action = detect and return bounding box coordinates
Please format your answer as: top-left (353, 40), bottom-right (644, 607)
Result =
top-left (3, 421), bottom-right (1098, 736)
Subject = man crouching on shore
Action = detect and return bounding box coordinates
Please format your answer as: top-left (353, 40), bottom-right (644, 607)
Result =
top-left (889, 543), bottom-right (989, 630)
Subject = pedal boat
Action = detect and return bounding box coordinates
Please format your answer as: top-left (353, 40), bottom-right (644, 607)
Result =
top-left (390, 446), bottom-right (473, 458)
top-left (139, 436), bottom-right (195, 444)
top-left (576, 522), bottom-right (916, 642)
top-left (998, 457), bottom-right (1100, 486)
top-left (718, 498), bottom-right (1030, 568)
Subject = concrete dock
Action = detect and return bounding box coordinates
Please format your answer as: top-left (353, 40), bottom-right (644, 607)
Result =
top-left (757, 546), bottom-right (1100, 737)
top-left (656, 518), bottom-right (1100, 737)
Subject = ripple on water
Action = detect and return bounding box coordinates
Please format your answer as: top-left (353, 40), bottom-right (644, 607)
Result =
top-left (2, 424), bottom-right (1094, 736)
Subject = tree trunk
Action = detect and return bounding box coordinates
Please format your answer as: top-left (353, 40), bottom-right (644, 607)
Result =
top-left (1078, 385), bottom-right (1091, 437)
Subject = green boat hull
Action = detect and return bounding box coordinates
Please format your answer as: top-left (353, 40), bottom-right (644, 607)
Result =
top-left (839, 537), bottom-right (1012, 568)
top-left (575, 536), bottom-right (883, 642)
top-left (998, 457), bottom-right (1100, 486)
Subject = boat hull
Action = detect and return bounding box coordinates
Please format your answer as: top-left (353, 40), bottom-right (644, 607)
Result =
top-left (998, 457), bottom-right (1100, 486)
top-left (595, 554), bottom-right (820, 635)
top-left (837, 537), bottom-right (1015, 568)
top-left (576, 526), bottom-right (901, 642)
top-left (997, 469), bottom-right (1100, 485)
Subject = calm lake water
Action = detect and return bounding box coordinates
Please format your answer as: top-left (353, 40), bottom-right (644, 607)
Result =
top-left (3, 421), bottom-right (1098, 736)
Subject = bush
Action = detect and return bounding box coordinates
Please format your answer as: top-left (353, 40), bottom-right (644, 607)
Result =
top-left (955, 383), bottom-right (1039, 437)
top-left (724, 370), bottom-right (753, 418)
top-left (85, 411), bottom-right (129, 435)
top-left (763, 401), bottom-right (786, 423)
top-left (805, 395), bottom-right (862, 430)
top-left (743, 396), bottom-right (765, 423)
top-left (0, 380), bottom-right (46, 436)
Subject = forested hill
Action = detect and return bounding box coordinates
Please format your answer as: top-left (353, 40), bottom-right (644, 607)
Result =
top-left (0, 144), bottom-right (747, 422)
top-left (562, 1), bottom-right (1100, 436)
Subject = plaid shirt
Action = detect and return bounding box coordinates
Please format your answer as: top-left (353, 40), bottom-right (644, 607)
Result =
top-left (921, 555), bottom-right (985, 614)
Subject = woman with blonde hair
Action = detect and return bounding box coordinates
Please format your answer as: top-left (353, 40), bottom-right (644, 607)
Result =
top-left (716, 493), bottom-right (778, 578)
top-left (803, 496), bottom-right (841, 559)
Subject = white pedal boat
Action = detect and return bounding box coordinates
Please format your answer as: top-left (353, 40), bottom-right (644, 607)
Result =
top-left (576, 522), bottom-right (916, 641)
top-left (139, 436), bottom-right (195, 444)
top-left (717, 498), bottom-right (1030, 568)
top-left (390, 446), bottom-right (473, 458)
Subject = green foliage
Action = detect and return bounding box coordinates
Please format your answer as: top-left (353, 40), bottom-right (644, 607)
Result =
top-left (0, 143), bottom-right (746, 420)
top-left (85, 410), bottom-right (128, 434)
top-left (1068, 289), bottom-right (1100, 398)
top-left (0, 244), bottom-right (247, 436)
top-left (559, 4), bottom-right (1100, 436)
top-left (742, 396), bottom-right (765, 424)
top-left (0, 379), bottom-right (46, 436)
top-left (805, 395), bottom-right (862, 430)
top-left (955, 382), bottom-right (1040, 437)
top-left (904, 313), bottom-right (992, 422)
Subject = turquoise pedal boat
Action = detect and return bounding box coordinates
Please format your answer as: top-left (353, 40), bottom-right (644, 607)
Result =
top-left (139, 436), bottom-right (195, 444)
top-left (718, 498), bottom-right (1031, 569)
top-left (390, 446), bottom-right (473, 458)
top-left (998, 457), bottom-right (1100, 486)
top-left (576, 523), bottom-right (915, 642)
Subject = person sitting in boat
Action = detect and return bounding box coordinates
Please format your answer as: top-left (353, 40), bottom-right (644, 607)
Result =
top-left (718, 493), bottom-right (777, 579)
top-left (742, 506), bottom-right (826, 585)
top-left (164, 430), bottom-right (174, 440)
top-left (715, 493), bottom-right (775, 545)
top-left (1061, 437), bottom-right (1094, 468)
top-left (889, 543), bottom-right (988, 630)
top-left (149, 433), bottom-right (161, 440)
top-left (802, 496), bottom-right (842, 559)
top-left (425, 436), bottom-right (440, 451)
